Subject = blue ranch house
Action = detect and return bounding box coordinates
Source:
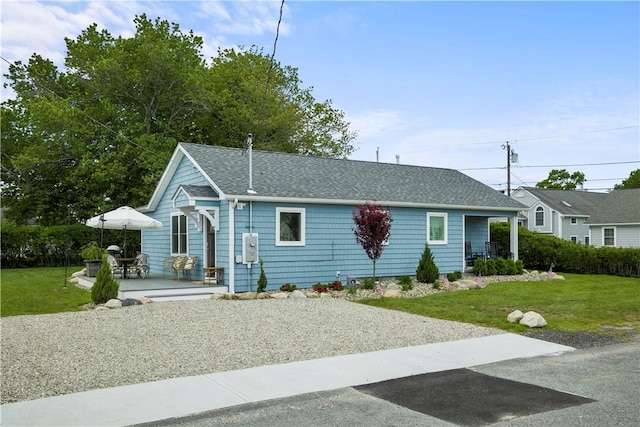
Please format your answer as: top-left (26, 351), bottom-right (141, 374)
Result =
top-left (139, 143), bottom-right (525, 293)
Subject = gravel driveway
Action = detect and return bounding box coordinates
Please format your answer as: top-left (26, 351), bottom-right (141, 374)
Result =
top-left (1, 298), bottom-right (502, 404)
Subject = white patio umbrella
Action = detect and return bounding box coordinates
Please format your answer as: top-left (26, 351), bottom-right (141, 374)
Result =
top-left (86, 206), bottom-right (162, 256)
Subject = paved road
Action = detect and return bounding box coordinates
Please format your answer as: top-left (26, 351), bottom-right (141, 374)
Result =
top-left (138, 340), bottom-right (639, 427)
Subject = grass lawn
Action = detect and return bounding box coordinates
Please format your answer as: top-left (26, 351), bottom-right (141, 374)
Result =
top-left (359, 273), bottom-right (640, 333)
top-left (1, 267), bottom-right (91, 317)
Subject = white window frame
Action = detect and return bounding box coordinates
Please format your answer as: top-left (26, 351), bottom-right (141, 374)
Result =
top-left (570, 235), bottom-right (578, 244)
top-left (427, 212), bottom-right (448, 245)
top-left (276, 207), bottom-right (306, 246)
top-left (584, 235), bottom-right (590, 245)
top-left (535, 207), bottom-right (544, 227)
top-left (171, 213), bottom-right (188, 255)
top-left (603, 227), bottom-right (616, 247)
top-left (570, 217), bottom-right (577, 225)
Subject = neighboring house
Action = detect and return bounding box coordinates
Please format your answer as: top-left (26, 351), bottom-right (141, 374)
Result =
top-left (586, 189), bottom-right (640, 248)
top-left (140, 143), bottom-right (525, 292)
top-left (510, 187), bottom-right (607, 245)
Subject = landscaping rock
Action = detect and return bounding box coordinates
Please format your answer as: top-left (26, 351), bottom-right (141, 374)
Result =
top-left (104, 299), bottom-right (122, 309)
top-left (71, 271), bottom-right (85, 278)
top-left (68, 277), bottom-right (80, 285)
top-left (121, 298), bottom-right (142, 307)
top-left (237, 292), bottom-right (257, 300)
top-left (507, 310), bottom-right (524, 323)
top-left (290, 290), bottom-right (307, 299)
top-left (256, 292), bottom-right (270, 299)
top-left (385, 283), bottom-right (401, 291)
top-left (94, 306), bottom-right (110, 311)
top-left (211, 293), bottom-right (225, 300)
top-left (269, 292), bottom-right (289, 299)
top-left (319, 292), bottom-right (332, 298)
top-left (305, 291), bottom-right (319, 298)
top-left (223, 293), bottom-right (235, 300)
top-left (519, 311), bottom-right (547, 328)
top-left (138, 297), bottom-right (152, 304)
top-left (383, 289), bottom-right (401, 298)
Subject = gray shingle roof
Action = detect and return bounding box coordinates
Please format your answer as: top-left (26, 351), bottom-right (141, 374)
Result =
top-left (586, 189), bottom-right (640, 224)
top-left (521, 187), bottom-right (607, 216)
top-left (180, 143), bottom-right (525, 210)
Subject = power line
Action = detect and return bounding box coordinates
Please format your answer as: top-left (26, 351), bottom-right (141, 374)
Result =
top-left (460, 159), bottom-right (638, 171)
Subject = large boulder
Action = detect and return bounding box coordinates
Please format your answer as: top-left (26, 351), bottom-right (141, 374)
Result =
top-left (237, 292), bottom-right (257, 300)
top-left (519, 311), bottom-right (547, 328)
top-left (270, 292), bottom-right (290, 299)
top-left (104, 299), bottom-right (122, 309)
top-left (507, 310), bottom-right (524, 323)
top-left (290, 290), bottom-right (307, 299)
top-left (383, 289), bottom-right (401, 298)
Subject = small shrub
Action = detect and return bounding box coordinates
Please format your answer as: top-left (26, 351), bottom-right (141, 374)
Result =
top-left (329, 281), bottom-right (343, 291)
top-left (347, 286), bottom-right (357, 295)
top-left (312, 282), bottom-right (328, 293)
top-left (432, 281), bottom-right (441, 290)
top-left (485, 258), bottom-right (497, 276)
top-left (515, 259), bottom-right (524, 274)
top-left (257, 259), bottom-right (267, 293)
top-left (399, 275), bottom-right (413, 291)
top-left (473, 258), bottom-right (486, 276)
top-left (447, 271), bottom-right (462, 282)
top-left (362, 277), bottom-right (375, 290)
top-left (416, 243), bottom-right (439, 283)
top-left (280, 283), bottom-right (297, 292)
top-left (91, 254), bottom-right (119, 304)
top-left (496, 258), bottom-right (509, 275)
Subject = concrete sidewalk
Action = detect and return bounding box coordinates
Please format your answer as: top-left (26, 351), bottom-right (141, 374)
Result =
top-left (0, 334), bottom-right (574, 427)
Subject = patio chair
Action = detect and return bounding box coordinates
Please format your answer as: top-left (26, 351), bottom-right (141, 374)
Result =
top-left (485, 241), bottom-right (499, 259)
top-left (163, 257), bottom-right (177, 279)
top-left (171, 255), bottom-right (189, 281)
top-left (132, 253), bottom-right (149, 279)
top-left (465, 241), bottom-right (483, 267)
top-left (179, 256), bottom-right (198, 281)
top-left (106, 254), bottom-right (124, 279)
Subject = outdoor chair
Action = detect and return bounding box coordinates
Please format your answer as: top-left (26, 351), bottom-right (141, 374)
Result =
top-left (163, 257), bottom-right (177, 279)
top-left (171, 255), bottom-right (189, 281)
top-left (465, 241), bottom-right (483, 267)
top-left (180, 256), bottom-right (198, 281)
top-left (485, 241), bottom-right (499, 259)
top-left (131, 253), bottom-right (149, 278)
top-left (106, 254), bottom-right (124, 279)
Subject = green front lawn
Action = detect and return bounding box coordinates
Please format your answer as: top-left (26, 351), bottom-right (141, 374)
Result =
top-left (359, 274), bottom-right (640, 333)
top-left (1, 267), bottom-right (91, 317)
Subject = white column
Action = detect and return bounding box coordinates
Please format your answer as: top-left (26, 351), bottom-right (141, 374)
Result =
top-left (228, 203), bottom-right (235, 294)
top-left (509, 216), bottom-right (519, 260)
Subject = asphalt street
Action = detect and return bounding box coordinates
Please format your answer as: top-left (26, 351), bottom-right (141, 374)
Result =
top-left (138, 340), bottom-right (639, 427)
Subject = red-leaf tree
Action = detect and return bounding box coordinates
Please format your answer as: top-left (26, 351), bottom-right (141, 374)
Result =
top-left (353, 202), bottom-right (392, 279)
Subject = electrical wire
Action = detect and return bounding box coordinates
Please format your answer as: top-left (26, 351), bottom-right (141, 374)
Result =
top-left (460, 159), bottom-right (638, 171)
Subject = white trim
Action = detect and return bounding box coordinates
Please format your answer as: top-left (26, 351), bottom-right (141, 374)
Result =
top-left (228, 203), bottom-right (235, 294)
top-left (535, 206), bottom-right (545, 227)
top-left (427, 212), bottom-right (448, 245)
top-left (170, 212), bottom-right (188, 255)
top-left (570, 235), bottom-right (578, 243)
top-left (225, 194), bottom-right (523, 213)
top-left (276, 207), bottom-right (306, 246)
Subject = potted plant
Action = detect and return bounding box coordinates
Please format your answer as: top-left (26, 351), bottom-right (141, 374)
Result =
top-left (80, 241), bottom-right (105, 277)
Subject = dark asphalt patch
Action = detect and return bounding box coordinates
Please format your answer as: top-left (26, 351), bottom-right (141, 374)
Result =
top-left (355, 368), bottom-right (595, 426)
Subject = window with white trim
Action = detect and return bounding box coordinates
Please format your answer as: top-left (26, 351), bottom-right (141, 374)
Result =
top-left (584, 236), bottom-right (590, 245)
top-left (570, 236), bottom-right (578, 244)
top-left (171, 213), bottom-right (188, 254)
top-left (276, 208), bottom-right (305, 246)
top-left (570, 217), bottom-right (577, 224)
top-left (427, 212), bottom-right (447, 245)
top-left (535, 207), bottom-right (544, 227)
top-left (603, 227), bottom-right (615, 246)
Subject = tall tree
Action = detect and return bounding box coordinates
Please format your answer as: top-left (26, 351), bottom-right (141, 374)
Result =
top-left (536, 169), bottom-right (586, 190)
top-left (353, 203), bottom-right (392, 279)
top-left (1, 15), bottom-right (357, 225)
top-left (614, 169), bottom-right (640, 189)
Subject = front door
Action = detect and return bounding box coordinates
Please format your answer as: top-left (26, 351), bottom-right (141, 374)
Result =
top-left (206, 219), bottom-right (216, 267)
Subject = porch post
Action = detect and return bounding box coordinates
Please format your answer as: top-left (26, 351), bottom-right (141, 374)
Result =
top-left (228, 202), bottom-right (235, 294)
top-left (509, 216), bottom-right (519, 260)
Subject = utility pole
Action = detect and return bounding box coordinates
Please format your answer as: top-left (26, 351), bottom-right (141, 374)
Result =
top-left (501, 141), bottom-right (517, 196)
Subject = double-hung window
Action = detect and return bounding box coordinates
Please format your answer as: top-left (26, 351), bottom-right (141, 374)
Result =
top-left (171, 213), bottom-right (188, 254)
top-left (276, 208), bottom-right (305, 246)
top-left (603, 228), bottom-right (615, 247)
top-left (427, 212), bottom-right (447, 245)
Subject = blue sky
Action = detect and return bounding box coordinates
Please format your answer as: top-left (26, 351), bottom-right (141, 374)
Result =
top-left (2, 1), bottom-right (638, 192)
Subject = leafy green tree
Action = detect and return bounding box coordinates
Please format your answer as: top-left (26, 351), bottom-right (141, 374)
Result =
top-left (614, 169), bottom-right (640, 189)
top-left (536, 169), bottom-right (586, 190)
top-left (1, 15), bottom-right (357, 225)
